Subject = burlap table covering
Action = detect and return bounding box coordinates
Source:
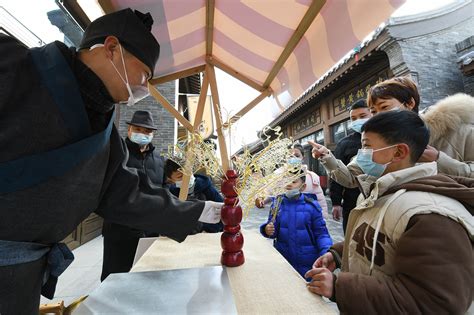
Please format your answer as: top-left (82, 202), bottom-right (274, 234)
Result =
top-left (131, 230), bottom-right (337, 314)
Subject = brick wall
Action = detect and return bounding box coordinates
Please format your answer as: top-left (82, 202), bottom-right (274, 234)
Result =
top-left (394, 18), bottom-right (474, 109)
top-left (117, 81), bottom-right (176, 155)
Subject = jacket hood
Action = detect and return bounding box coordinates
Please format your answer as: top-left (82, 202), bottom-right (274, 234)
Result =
top-left (421, 93), bottom-right (474, 144)
top-left (385, 173), bottom-right (474, 215)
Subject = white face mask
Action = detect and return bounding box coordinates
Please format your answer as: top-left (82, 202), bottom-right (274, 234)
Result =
top-left (285, 187), bottom-right (301, 199)
top-left (175, 175), bottom-right (195, 188)
top-left (93, 43), bottom-right (150, 106)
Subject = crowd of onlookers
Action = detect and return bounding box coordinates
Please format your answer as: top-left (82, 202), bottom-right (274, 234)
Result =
top-left (259, 76), bottom-right (473, 314)
top-left (116, 76), bottom-right (473, 313)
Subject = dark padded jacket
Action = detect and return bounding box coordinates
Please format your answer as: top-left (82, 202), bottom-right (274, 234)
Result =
top-left (101, 139), bottom-right (166, 239)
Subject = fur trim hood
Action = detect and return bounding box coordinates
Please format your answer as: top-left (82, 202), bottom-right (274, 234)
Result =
top-left (421, 93), bottom-right (474, 143)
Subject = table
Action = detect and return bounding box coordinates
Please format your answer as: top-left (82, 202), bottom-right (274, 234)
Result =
top-left (132, 230), bottom-right (337, 314)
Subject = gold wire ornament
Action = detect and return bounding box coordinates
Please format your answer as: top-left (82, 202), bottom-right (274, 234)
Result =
top-left (163, 130), bottom-right (223, 180)
top-left (233, 126), bottom-right (303, 217)
top-left (164, 116), bottom-right (303, 219)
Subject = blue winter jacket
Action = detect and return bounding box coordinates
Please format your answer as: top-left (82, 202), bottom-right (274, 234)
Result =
top-left (260, 193), bottom-right (333, 278)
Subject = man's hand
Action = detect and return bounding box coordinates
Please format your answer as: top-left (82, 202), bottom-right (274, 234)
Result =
top-left (199, 201), bottom-right (224, 223)
top-left (332, 205), bottom-right (342, 221)
top-left (305, 267), bottom-right (335, 298)
top-left (418, 145), bottom-right (439, 162)
top-left (308, 140), bottom-right (330, 159)
top-left (264, 222), bottom-right (275, 236)
top-left (313, 252), bottom-right (336, 271)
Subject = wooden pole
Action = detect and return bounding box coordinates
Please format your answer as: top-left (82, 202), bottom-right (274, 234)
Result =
top-left (207, 56), bottom-right (265, 92)
top-left (178, 70), bottom-right (210, 200)
top-left (206, 64), bottom-right (230, 172)
top-left (148, 83), bottom-right (193, 132)
top-left (149, 65), bottom-right (205, 86)
top-left (192, 71), bottom-right (210, 132)
top-left (206, 0), bottom-right (215, 56)
top-left (262, 0), bottom-right (326, 88)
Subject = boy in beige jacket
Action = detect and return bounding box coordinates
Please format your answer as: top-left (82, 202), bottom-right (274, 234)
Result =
top-left (305, 110), bottom-right (473, 314)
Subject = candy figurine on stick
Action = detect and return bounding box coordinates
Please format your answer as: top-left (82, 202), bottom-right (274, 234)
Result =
top-left (220, 169), bottom-right (244, 266)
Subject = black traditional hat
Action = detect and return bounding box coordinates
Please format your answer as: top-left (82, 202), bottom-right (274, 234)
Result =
top-left (79, 8), bottom-right (160, 73)
top-left (126, 110), bottom-right (157, 130)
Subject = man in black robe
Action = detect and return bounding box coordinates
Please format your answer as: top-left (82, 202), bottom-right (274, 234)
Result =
top-left (0, 8), bottom-right (221, 314)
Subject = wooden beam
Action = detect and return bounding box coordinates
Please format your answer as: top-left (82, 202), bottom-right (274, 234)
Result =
top-left (206, 0), bottom-right (215, 56)
top-left (207, 56), bottom-right (265, 92)
top-left (178, 173), bottom-right (192, 200)
top-left (206, 64), bottom-right (230, 172)
top-left (230, 89), bottom-right (272, 123)
top-left (178, 70), bottom-right (210, 200)
top-left (149, 65), bottom-right (206, 85)
top-left (263, 0), bottom-right (326, 88)
top-left (147, 83), bottom-right (193, 131)
top-left (97, 0), bottom-right (115, 14)
top-left (192, 69), bottom-right (210, 131)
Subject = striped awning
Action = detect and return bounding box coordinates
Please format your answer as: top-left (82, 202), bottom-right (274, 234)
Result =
top-left (99, 0), bottom-right (404, 105)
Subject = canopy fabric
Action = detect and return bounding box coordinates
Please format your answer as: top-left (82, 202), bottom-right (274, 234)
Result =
top-left (104, 0), bottom-right (404, 105)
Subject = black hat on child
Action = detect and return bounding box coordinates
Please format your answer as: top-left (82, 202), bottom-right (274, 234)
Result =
top-left (79, 8), bottom-right (160, 73)
top-left (126, 110), bottom-right (157, 130)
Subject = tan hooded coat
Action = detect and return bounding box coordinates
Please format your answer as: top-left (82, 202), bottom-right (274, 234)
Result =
top-left (421, 93), bottom-right (474, 178)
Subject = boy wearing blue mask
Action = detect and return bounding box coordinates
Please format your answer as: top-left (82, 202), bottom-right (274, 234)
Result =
top-left (260, 171), bottom-right (332, 278)
top-left (305, 111), bottom-right (473, 314)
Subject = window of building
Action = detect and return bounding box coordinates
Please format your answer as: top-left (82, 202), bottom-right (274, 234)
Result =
top-left (331, 120), bottom-right (351, 144)
top-left (299, 133), bottom-right (315, 146)
top-left (315, 129), bottom-right (324, 145)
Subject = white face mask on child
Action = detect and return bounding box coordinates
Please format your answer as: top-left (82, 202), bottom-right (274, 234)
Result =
top-left (285, 187), bottom-right (301, 199)
top-left (175, 175), bottom-right (195, 188)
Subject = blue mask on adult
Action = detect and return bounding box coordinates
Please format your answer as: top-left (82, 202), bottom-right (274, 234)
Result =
top-left (355, 145), bottom-right (397, 178)
top-left (350, 118), bottom-right (370, 133)
top-left (130, 132), bottom-right (153, 146)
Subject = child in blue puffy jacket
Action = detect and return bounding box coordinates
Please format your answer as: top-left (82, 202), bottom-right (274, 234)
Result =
top-left (260, 172), bottom-right (333, 278)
